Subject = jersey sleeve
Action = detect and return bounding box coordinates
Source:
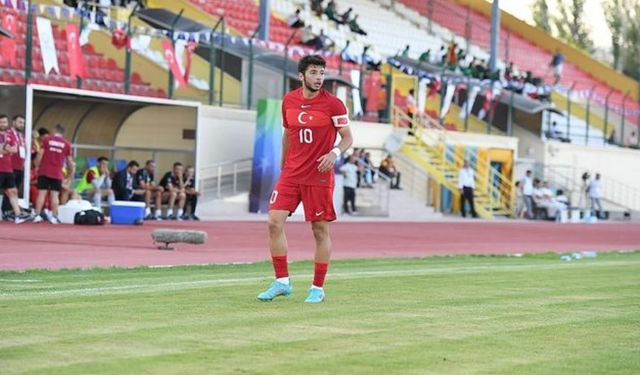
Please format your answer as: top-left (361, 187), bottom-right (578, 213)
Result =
top-left (331, 97), bottom-right (350, 128)
top-left (281, 100), bottom-right (289, 129)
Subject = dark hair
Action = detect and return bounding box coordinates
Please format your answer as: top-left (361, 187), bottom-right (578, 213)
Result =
top-left (38, 127), bottom-right (50, 136)
top-left (0, 114), bottom-right (8, 120)
top-left (533, 178), bottom-right (540, 184)
top-left (298, 55), bottom-right (326, 74)
top-left (54, 123), bottom-right (65, 133)
top-left (145, 160), bottom-right (154, 166)
top-left (526, 170), bottom-right (532, 174)
top-left (409, 89), bottom-right (415, 95)
top-left (12, 115), bottom-right (24, 121)
top-left (97, 156), bottom-right (109, 164)
top-left (128, 160), bottom-right (139, 168)
top-left (173, 162), bottom-right (183, 168)
top-left (557, 189), bottom-right (564, 195)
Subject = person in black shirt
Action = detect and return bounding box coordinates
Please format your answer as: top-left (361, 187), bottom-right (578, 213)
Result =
top-left (159, 162), bottom-right (186, 220)
top-left (182, 165), bottom-right (200, 220)
top-left (135, 160), bottom-right (164, 220)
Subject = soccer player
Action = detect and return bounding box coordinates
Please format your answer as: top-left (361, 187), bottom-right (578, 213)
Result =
top-left (33, 124), bottom-right (75, 224)
top-left (136, 160), bottom-right (164, 220)
top-left (257, 55), bottom-right (353, 304)
top-left (159, 162), bottom-right (186, 220)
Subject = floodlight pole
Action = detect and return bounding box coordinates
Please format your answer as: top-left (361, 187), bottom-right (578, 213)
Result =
top-left (124, 3), bottom-right (140, 95)
top-left (209, 15), bottom-right (224, 105)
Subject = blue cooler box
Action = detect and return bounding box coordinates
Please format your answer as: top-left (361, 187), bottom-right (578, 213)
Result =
top-left (110, 201), bottom-right (145, 225)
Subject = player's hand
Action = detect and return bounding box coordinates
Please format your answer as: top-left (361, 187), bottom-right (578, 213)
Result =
top-left (317, 152), bottom-right (337, 173)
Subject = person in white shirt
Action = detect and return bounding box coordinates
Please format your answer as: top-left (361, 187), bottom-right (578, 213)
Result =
top-left (458, 160), bottom-right (478, 218)
top-left (287, 9), bottom-right (305, 28)
top-left (535, 181), bottom-right (566, 220)
top-left (339, 154), bottom-right (360, 215)
top-left (520, 170), bottom-right (534, 219)
top-left (589, 173), bottom-right (603, 218)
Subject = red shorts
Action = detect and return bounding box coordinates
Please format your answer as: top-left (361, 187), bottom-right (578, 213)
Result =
top-left (268, 180), bottom-right (336, 222)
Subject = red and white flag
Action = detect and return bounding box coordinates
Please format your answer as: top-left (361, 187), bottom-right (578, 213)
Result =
top-left (36, 17), bottom-right (59, 75)
top-left (1, 13), bottom-right (17, 67)
top-left (161, 39), bottom-right (188, 88)
top-left (66, 24), bottom-right (86, 79)
top-left (182, 40), bottom-right (198, 84)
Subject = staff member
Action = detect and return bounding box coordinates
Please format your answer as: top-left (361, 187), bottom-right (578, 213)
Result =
top-left (2, 115), bottom-right (26, 216)
top-left (458, 160), bottom-right (478, 218)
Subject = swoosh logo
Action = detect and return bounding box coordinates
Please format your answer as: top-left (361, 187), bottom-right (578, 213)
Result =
top-left (301, 104), bottom-right (311, 108)
top-left (315, 211), bottom-right (325, 216)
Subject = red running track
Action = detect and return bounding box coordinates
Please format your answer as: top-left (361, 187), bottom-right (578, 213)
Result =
top-left (0, 221), bottom-right (639, 271)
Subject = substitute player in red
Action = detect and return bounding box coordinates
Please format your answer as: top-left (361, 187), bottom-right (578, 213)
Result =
top-left (33, 124), bottom-right (75, 224)
top-left (257, 55), bottom-right (353, 304)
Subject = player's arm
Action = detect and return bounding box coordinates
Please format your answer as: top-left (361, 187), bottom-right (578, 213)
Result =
top-left (34, 148), bottom-right (44, 168)
top-left (317, 126), bottom-right (353, 173)
top-left (66, 155), bottom-right (76, 179)
top-left (281, 130), bottom-right (290, 170)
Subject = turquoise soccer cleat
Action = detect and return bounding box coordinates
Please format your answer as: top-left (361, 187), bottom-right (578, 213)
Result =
top-left (304, 288), bottom-right (325, 304)
top-left (256, 281), bottom-right (292, 301)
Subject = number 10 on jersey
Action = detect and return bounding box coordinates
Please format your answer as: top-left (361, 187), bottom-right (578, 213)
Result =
top-left (299, 128), bottom-right (313, 144)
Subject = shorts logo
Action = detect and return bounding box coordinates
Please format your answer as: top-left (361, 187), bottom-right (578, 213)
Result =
top-left (315, 211), bottom-right (324, 216)
top-left (270, 190), bottom-right (278, 204)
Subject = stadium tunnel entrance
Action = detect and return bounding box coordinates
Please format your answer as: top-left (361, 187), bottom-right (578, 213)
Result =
top-left (0, 84), bottom-right (199, 202)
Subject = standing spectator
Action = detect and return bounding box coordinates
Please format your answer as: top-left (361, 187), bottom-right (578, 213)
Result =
top-left (377, 83), bottom-right (387, 122)
top-left (0, 114), bottom-right (31, 223)
top-left (458, 160), bottom-right (478, 218)
top-left (159, 162), bottom-right (186, 220)
top-left (435, 45), bottom-right (446, 65)
top-left (521, 170), bottom-right (534, 219)
top-left (33, 124), bottom-right (75, 224)
top-left (324, 1), bottom-right (340, 24)
top-left (406, 89), bottom-right (417, 133)
top-left (339, 7), bottom-right (353, 24)
top-left (418, 49), bottom-right (431, 63)
top-left (183, 166), bottom-right (199, 220)
top-left (136, 160), bottom-right (164, 220)
top-left (626, 131), bottom-right (638, 148)
top-left (550, 48), bottom-right (564, 85)
top-left (362, 151), bottom-right (375, 187)
top-left (379, 155), bottom-right (401, 189)
top-left (339, 154), bottom-right (359, 215)
top-left (588, 173), bottom-right (603, 218)
top-left (287, 9), bottom-right (305, 28)
top-left (310, 0), bottom-right (324, 17)
top-left (2, 115), bottom-right (26, 217)
top-left (113, 160), bottom-right (145, 202)
top-left (75, 156), bottom-right (115, 209)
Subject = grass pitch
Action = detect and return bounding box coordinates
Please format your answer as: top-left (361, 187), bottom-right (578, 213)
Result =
top-left (1, 252), bottom-right (639, 374)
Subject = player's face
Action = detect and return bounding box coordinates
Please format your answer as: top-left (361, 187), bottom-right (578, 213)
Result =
top-left (0, 118), bottom-right (8, 131)
top-left (300, 65), bottom-right (325, 92)
top-left (129, 165), bottom-right (139, 175)
top-left (13, 117), bottom-right (25, 131)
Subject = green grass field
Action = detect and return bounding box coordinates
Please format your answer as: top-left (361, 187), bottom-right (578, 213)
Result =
top-left (1, 252), bottom-right (639, 374)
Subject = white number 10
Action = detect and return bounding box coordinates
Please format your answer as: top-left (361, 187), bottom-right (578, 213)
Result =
top-left (299, 128), bottom-right (313, 144)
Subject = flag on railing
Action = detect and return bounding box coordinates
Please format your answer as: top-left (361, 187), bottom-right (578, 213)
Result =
top-left (183, 40), bottom-right (197, 83)
top-left (36, 17), bottom-right (59, 75)
top-left (459, 86), bottom-right (480, 119)
top-left (440, 83), bottom-right (455, 120)
top-left (66, 23), bottom-right (85, 79)
top-left (161, 39), bottom-right (188, 88)
top-left (1, 13), bottom-right (17, 67)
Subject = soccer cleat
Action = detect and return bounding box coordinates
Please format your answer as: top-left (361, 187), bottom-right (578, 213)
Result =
top-left (14, 213), bottom-right (31, 224)
top-left (256, 280), bottom-right (292, 301)
top-left (32, 215), bottom-right (44, 224)
top-left (48, 216), bottom-right (61, 224)
top-left (304, 287), bottom-right (325, 304)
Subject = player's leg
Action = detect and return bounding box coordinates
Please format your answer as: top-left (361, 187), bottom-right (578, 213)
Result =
top-left (176, 191), bottom-right (186, 219)
top-left (257, 182), bottom-right (300, 301)
top-left (302, 185), bottom-right (336, 304)
top-left (33, 179), bottom-right (49, 223)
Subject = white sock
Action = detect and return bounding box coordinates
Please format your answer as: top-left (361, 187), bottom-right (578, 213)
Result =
top-left (145, 207), bottom-right (151, 215)
top-left (155, 209), bottom-right (161, 217)
top-left (311, 285), bottom-right (323, 290)
top-left (276, 277), bottom-right (290, 285)
top-left (169, 209), bottom-right (174, 217)
top-left (177, 209), bottom-right (184, 217)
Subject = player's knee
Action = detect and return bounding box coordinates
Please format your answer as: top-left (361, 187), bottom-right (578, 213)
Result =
top-left (268, 218), bottom-right (284, 236)
top-left (311, 224), bottom-right (329, 242)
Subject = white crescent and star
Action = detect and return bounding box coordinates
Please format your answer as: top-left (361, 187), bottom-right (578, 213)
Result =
top-left (297, 111), bottom-right (313, 125)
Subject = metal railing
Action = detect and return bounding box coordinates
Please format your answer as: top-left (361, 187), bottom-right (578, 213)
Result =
top-left (198, 157), bottom-right (253, 200)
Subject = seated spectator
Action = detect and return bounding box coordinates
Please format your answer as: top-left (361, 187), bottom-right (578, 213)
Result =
top-left (533, 180), bottom-right (566, 220)
top-left (311, 0), bottom-right (324, 17)
top-left (318, 29), bottom-right (335, 51)
top-left (288, 9), bottom-right (305, 28)
top-left (379, 155), bottom-right (401, 189)
top-left (159, 162), bottom-right (186, 220)
top-left (348, 15), bottom-right (367, 35)
top-left (435, 45), bottom-right (446, 65)
top-left (400, 44), bottom-right (410, 58)
top-left (340, 7), bottom-right (353, 25)
top-left (113, 160), bottom-right (146, 202)
top-left (75, 156), bottom-right (115, 209)
top-left (626, 131), bottom-right (638, 148)
top-left (324, 1), bottom-right (340, 24)
top-left (136, 160), bottom-right (164, 220)
top-left (377, 83), bottom-right (387, 121)
top-left (183, 166), bottom-right (200, 220)
top-left (418, 49), bottom-right (431, 63)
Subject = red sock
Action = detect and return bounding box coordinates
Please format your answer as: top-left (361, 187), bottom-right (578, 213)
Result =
top-left (272, 256), bottom-right (289, 279)
top-left (313, 262), bottom-right (329, 288)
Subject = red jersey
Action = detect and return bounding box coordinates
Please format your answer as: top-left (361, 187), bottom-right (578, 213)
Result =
top-left (280, 88), bottom-right (349, 187)
top-left (9, 128), bottom-right (26, 171)
top-left (38, 134), bottom-right (72, 180)
top-left (0, 130), bottom-right (17, 173)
